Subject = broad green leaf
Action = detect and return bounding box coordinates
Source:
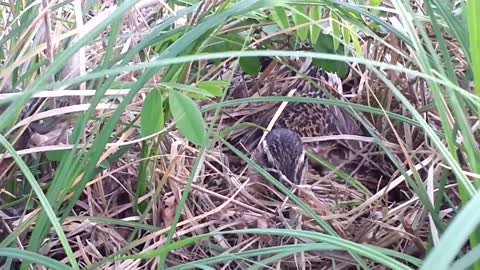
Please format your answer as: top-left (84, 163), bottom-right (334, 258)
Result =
top-left (369, 0), bottom-right (382, 6)
top-left (270, 6), bottom-right (290, 29)
top-left (239, 56), bottom-right (261, 76)
top-left (291, 5), bottom-right (308, 41)
top-left (351, 31), bottom-right (361, 55)
top-left (309, 5), bottom-right (322, 44)
top-left (140, 89), bottom-right (165, 137)
top-left (312, 33), bottom-right (349, 78)
top-left (169, 90), bottom-right (207, 145)
top-left (161, 82), bottom-right (218, 97)
top-left (202, 32), bottom-right (246, 64)
top-left (262, 24), bottom-right (281, 35)
top-left (46, 150), bottom-right (68, 162)
top-left (330, 13), bottom-right (341, 51)
top-left (196, 80), bottom-right (229, 96)
top-left (342, 25), bottom-right (351, 55)
top-left (184, 92), bottom-right (210, 100)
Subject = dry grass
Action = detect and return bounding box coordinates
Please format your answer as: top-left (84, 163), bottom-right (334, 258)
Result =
top-left (0, 0), bottom-right (469, 269)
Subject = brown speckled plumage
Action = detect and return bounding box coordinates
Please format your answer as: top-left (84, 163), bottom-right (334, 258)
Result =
top-left (250, 128), bottom-right (307, 185)
top-left (235, 58), bottom-right (382, 187)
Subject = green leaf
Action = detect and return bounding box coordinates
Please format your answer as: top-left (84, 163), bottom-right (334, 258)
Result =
top-left (467, 0), bottom-right (480, 96)
top-left (351, 31), bottom-right (361, 55)
top-left (203, 33), bottom-right (244, 54)
top-left (161, 82), bottom-right (218, 97)
top-left (98, 145), bottom-right (131, 170)
top-left (342, 25), bottom-right (351, 55)
top-left (239, 56), bottom-right (261, 76)
top-left (0, 248), bottom-right (71, 270)
top-left (46, 150), bottom-right (68, 162)
top-left (309, 5), bottom-right (322, 44)
top-left (0, 135), bottom-right (80, 269)
top-left (196, 80), bottom-right (229, 96)
top-left (420, 185), bottom-right (480, 270)
top-left (291, 5), bottom-right (308, 41)
top-left (330, 13), bottom-right (341, 52)
top-left (169, 90), bottom-right (207, 145)
top-left (202, 33), bottom-right (246, 65)
top-left (262, 24), bottom-right (281, 35)
top-left (312, 33), bottom-right (349, 78)
top-left (140, 89), bottom-right (165, 137)
top-left (172, 0), bottom-right (199, 5)
top-left (270, 6), bottom-right (290, 29)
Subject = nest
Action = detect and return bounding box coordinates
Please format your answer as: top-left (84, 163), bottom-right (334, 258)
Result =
top-left (189, 55), bottom-right (438, 268)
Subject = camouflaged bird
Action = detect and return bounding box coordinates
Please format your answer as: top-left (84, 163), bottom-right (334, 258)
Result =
top-left (249, 128), bottom-right (308, 186)
top-left (235, 58), bottom-right (382, 188)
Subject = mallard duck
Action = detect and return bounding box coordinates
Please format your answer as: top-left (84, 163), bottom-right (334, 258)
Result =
top-left (249, 128), bottom-right (308, 186)
top-left (238, 58), bottom-right (382, 189)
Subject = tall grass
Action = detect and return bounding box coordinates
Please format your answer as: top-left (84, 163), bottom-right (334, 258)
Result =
top-left (0, 0), bottom-right (479, 269)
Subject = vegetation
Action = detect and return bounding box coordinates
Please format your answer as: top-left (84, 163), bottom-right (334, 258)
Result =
top-left (0, 0), bottom-right (479, 269)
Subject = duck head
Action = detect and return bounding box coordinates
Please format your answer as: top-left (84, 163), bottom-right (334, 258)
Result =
top-left (250, 128), bottom-right (308, 185)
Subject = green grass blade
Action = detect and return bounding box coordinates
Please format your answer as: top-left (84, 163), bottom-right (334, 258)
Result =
top-left (0, 248), bottom-right (71, 270)
top-left (41, 50), bottom-right (479, 105)
top-left (421, 188), bottom-right (480, 270)
top-left (451, 244), bottom-right (480, 270)
top-left (467, 0), bottom-right (480, 96)
top-left (0, 135), bottom-right (79, 270)
top-left (0, 0), bottom-right (139, 132)
top-left (169, 244), bottom-right (341, 269)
